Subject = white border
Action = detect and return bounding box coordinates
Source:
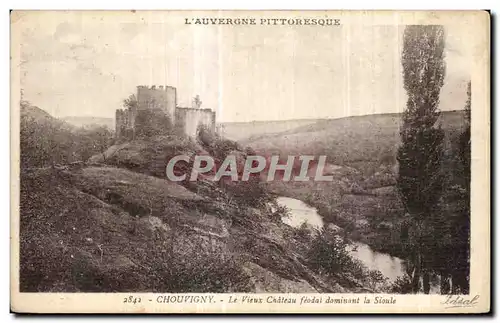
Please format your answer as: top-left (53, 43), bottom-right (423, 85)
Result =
top-left (3, 1), bottom-right (497, 322)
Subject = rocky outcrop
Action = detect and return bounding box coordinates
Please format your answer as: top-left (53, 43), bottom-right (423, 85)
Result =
top-left (20, 165), bottom-right (353, 293)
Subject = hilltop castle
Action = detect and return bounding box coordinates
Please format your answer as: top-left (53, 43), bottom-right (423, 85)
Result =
top-left (115, 85), bottom-right (216, 139)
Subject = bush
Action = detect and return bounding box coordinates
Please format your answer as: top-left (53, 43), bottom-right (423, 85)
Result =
top-left (268, 200), bottom-right (291, 223)
top-left (196, 123), bottom-right (240, 161)
top-left (196, 124), bottom-right (217, 147)
top-left (366, 269), bottom-right (388, 291)
top-left (223, 177), bottom-right (273, 208)
top-left (389, 275), bottom-right (413, 294)
top-left (76, 126), bottom-right (114, 161)
top-left (307, 229), bottom-right (356, 277)
top-left (306, 228), bottom-right (389, 291)
top-left (155, 254), bottom-right (252, 292)
top-left (145, 239), bottom-right (252, 293)
top-left (134, 109), bottom-right (174, 138)
top-left (293, 222), bottom-right (315, 242)
top-left (20, 104), bottom-right (114, 168)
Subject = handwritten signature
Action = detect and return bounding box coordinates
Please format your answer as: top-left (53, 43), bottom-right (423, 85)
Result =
top-left (441, 295), bottom-right (480, 309)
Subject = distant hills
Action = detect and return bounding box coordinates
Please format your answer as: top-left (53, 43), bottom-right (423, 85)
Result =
top-left (238, 110), bottom-right (468, 258)
top-left (21, 104), bottom-right (72, 129)
top-left (20, 106), bottom-right (114, 131)
top-left (239, 110), bottom-right (467, 174)
top-left (20, 113), bottom-right (380, 293)
top-left (219, 119), bottom-right (320, 142)
top-left (20, 104), bottom-right (113, 168)
top-left (19, 103), bottom-right (469, 293)
top-left (220, 111), bottom-right (467, 151)
top-left (62, 116), bottom-right (114, 130)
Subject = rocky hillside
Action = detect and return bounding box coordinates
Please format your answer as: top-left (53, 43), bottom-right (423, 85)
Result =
top-left (20, 103), bottom-right (113, 168)
top-left (241, 111), bottom-right (468, 258)
top-left (20, 125), bottom-right (389, 293)
top-left (21, 165), bottom-right (324, 292)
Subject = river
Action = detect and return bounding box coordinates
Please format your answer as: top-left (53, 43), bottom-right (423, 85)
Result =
top-left (276, 196), bottom-right (406, 283)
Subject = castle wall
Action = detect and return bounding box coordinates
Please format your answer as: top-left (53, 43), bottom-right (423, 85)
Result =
top-left (116, 85), bottom-right (216, 140)
top-left (128, 105), bottom-right (137, 128)
top-left (136, 85), bottom-right (177, 122)
top-left (175, 108), bottom-right (216, 138)
top-left (115, 108), bottom-right (134, 139)
top-left (115, 109), bottom-right (123, 138)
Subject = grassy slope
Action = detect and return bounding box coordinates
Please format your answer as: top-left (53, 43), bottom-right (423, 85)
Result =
top-left (21, 128), bottom-right (388, 293)
top-left (220, 119), bottom-right (321, 142)
top-left (20, 104), bottom-right (114, 167)
top-left (19, 106), bottom-right (467, 292)
top-left (21, 104), bottom-right (75, 131)
top-left (244, 111), bottom-right (466, 174)
top-left (20, 165), bottom-right (337, 293)
top-left (243, 111), bottom-right (467, 257)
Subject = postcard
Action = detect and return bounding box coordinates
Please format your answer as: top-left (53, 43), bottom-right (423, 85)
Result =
top-left (10, 10), bottom-right (490, 314)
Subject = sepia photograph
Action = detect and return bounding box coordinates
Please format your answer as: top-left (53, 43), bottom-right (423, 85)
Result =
top-left (10, 10), bottom-right (490, 313)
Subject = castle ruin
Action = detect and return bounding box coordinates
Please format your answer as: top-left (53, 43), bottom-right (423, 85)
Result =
top-left (115, 85), bottom-right (216, 139)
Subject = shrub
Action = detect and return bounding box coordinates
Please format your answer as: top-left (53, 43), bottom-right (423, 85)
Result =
top-left (156, 255), bottom-right (252, 292)
top-left (224, 177), bottom-right (273, 208)
top-left (268, 200), bottom-right (291, 223)
top-left (307, 229), bottom-right (355, 277)
top-left (196, 123), bottom-right (240, 161)
top-left (389, 275), bottom-right (413, 294)
top-left (366, 269), bottom-right (388, 290)
top-left (20, 104), bottom-right (114, 168)
top-left (134, 109), bottom-right (174, 138)
top-left (145, 243), bottom-right (252, 293)
top-left (196, 124), bottom-right (217, 147)
top-left (293, 222), bottom-right (314, 242)
top-left (306, 228), bottom-right (389, 291)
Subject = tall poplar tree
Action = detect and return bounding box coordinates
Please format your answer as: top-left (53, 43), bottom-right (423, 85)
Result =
top-left (397, 25), bottom-right (446, 294)
top-left (453, 81), bottom-right (471, 293)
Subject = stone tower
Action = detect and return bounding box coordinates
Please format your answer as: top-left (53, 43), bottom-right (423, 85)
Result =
top-left (136, 85), bottom-right (177, 123)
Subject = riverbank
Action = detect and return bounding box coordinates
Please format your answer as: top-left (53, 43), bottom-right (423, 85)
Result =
top-left (267, 176), bottom-right (408, 260)
top-left (276, 196), bottom-right (406, 283)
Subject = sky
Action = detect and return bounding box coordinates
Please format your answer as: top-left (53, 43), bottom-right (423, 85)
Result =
top-left (15, 11), bottom-right (472, 123)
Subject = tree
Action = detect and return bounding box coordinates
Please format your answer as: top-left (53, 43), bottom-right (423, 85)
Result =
top-left (460, 81), bottom-right (471, 192)
top-left (20, 101), bottom-right (76, 167)
top-left (452, 81), bottom-right (471, 293)
top-left (123, 94), bottom-right (138, 110)
top-left (397, 25), bottom-right (446, 294)
top-left (82, 126), bottom-right (113, 161)
top-left (192, 95), bottom-right (202, 108)
top-left (134, 109), bottom-right (173, 138)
